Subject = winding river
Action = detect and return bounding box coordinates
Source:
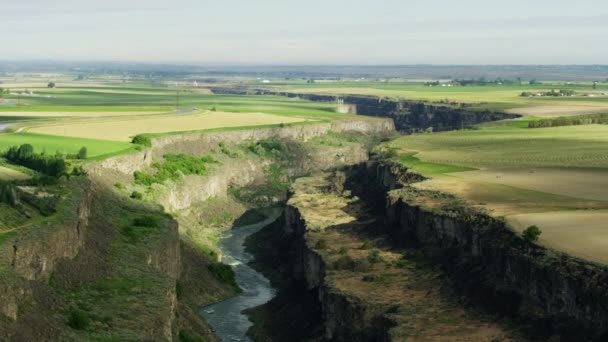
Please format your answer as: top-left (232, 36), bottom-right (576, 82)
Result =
top-left (200, 210), bottom-right (280, 342)
top-left (0, 122), bottom-right (15, 132)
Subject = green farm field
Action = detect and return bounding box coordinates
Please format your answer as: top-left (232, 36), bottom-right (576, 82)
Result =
top-left (386, 122), bottom-right (608, 262)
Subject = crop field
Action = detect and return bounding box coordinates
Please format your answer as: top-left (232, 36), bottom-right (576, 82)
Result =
top-left (28, 111), bottom-right (309, 141)
top-left (0, 81), bottom-right (351, 156)
top-left (387, 122), bottom-right (608, 262)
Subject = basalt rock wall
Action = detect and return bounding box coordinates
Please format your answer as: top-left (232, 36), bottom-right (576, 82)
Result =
top-left (209, 87), bottom-right (520, 132)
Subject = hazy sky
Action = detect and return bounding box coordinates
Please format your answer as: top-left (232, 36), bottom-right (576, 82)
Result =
top-left (3, 0), bottom-right (607, 64)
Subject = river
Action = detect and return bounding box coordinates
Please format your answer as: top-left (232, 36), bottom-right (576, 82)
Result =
top-left (0, 122), bottom-right (15, 132)
top-left (200, 210), bottom-right (280, 342)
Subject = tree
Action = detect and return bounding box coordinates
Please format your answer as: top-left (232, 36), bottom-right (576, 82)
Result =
top-left (77, 146), bottom-right (87, 160)
top-left (47, 82), bottom-right (56, 88)
top-left (522, 225), bottom-right (542, 242)
top-left (593, 81), bottom-right (597, 90)
top-left (17, 144), bottom-right (34, 160)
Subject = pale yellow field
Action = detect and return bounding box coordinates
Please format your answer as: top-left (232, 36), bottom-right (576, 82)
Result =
top-left (505, 105), bottom-right (608, 117)
top-left (451, 168), bottom-right (608, 202)
top-left (509, 211), bottom-right (608, 263)
top-left (413, 175), bottom-right (608, 216)
top-left (0, 111), bottom-right (162, 117)
top-left (0, 166), bottom-right (30, 181)
top-left (28, 111), bottom-right (308, 141)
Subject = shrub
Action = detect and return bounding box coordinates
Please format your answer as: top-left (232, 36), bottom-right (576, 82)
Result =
top-left (132, 134), bottom-right (152, 147)
top-left (67, 309), bottom-right (90, 330)
top-left (219, 142), bottom-right (239, 157)
top-left (207, 262), bottom-right (238, 288)
top-left (133, 216), bottom-right (159, 228)
top-left (522, 225), bottom-right (542, 242)
top-left (333, 255), bottom-right (355, 270)
top-left (315, 239), bottom-right (327, 250)
top-left (360, 241), bottom-right (373, 250)
top-left (114, 182), bottom-right (125, 190)
top-left (0, 182), bottom-right (18, 206)
top-left (367, 249), bottom-right (384, 264)
top-left (71, 166), bottom-right (87, 176)
top-left (130, 191), bottom-right (143, 200)
top-left (76, 146), bottom-right (87, 160)
top-left (362, 274), bottom-right (379, 282)
top-left (338, 247), bottom-right (348, 255)
top-left (134, 154), bottom-right (216, 186)
top-left (353, 259), bottom-right (372, 272)
top-left (179, 330), bottom-right (205, 342)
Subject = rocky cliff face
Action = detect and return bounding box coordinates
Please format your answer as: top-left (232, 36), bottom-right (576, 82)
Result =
top-left (0, 179), bottom-right (92, 324)
top-left (209, 87), bottom-right (520, 132)
top-left (363, 160), bottom-right (608, 340)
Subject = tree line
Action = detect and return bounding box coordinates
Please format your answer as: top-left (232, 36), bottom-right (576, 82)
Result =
top-left (528, 113), bottom-right (608, 128)
top-left (3, 144), bottom-right (88, 177)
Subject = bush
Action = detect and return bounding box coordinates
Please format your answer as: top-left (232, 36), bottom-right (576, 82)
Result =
top-left (218, 142), bottom-right (238, 157)
top-left (362, 274), bottom-right (379, 282)
top-left (134, 154), bottom-right (216, 186)
top-left (114, 182), bottom-right (125, 190)
top-left (315, 239), bottom-right (327, 250)
top-left (130, 191), bottom-right (143, 200)
top-left (333, 255), bottom-right (355, 270)
top-left (67, 309), bottom-right (90, 330)
top-left (522, 225), bottom-right (542, 242)
top-left (353, 259), bottom-right (372, 272)
top-left (179, 330), bottom-right (205, 342)
top-left (367, 249), bottom-right (384, 264)
top-left (132, 134), bottom-right (152, 147)
top-left (360, 241), bottom-right (373, 250)
top-left (0, 182), bottom-right (17, 206)
top-left (338, 247), bottom-right (348, 255)
top-left (71, 166), bottom-right (87, 176)
top-left (76, 146), bottom-right (87, 160)
top-left (133, 215), bottom-right (159, 227)
top-left (207, 262), bottom-right (238, 288)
